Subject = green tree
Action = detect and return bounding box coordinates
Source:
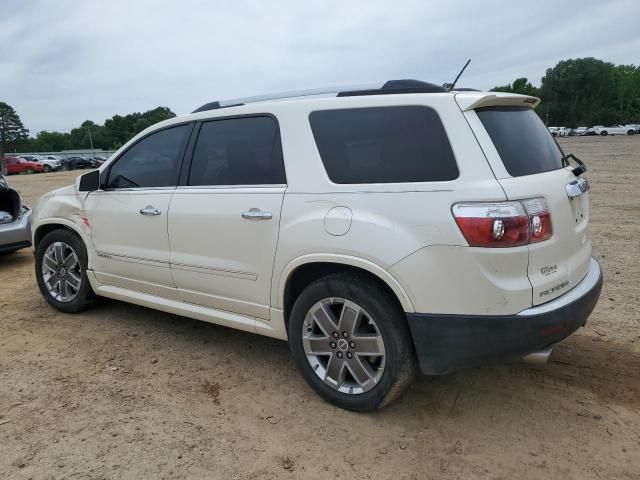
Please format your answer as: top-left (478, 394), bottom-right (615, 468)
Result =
top-left (539, 58), bottom-right (617, 127)
top-left (491, 77), bottom-right (539, 96)
top-left (14, 106), bottom-right (177, 153)
top-left (104, 106), bottom-right (175, 148)
top-left (492, 59), bottom-right (640, 127)
top-left (0, 102), bottom-right (29, 172)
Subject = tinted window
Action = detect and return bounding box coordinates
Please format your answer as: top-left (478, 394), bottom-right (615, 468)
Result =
top-left (309, 106), bottom-right (458, 184)
top-left (106, 125), bottom-right (190, 188)
top-left (476, 107), bottom-right (564, 177)
top-left (188, 116), bottom-right (285, 186)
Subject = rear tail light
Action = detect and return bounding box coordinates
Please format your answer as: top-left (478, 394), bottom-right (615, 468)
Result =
top-left (521, 198), bottom-right (553, 243)
top-left (452, 198), bottom-right (552, 248)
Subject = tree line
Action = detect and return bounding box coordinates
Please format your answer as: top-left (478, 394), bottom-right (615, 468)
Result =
top-left (2, 56), bottom-right (639, 162)
top-left (0, 105), bottom-right (175, 158)
top-left (491, 57), bottom-right (640, 127)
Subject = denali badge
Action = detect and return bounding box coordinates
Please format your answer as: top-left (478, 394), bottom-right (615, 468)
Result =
top-left (541, 264), bottom-right (558, 276)
top-left (539, 281), bottom-right (569, 297)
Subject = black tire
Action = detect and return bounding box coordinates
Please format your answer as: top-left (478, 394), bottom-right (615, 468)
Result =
top-left (43, 165), bottom-right (51, 173)
top-left (288, 272), bottom-right (416, 411)
top-left (601, 130), bottom-right (608, 136)
top-left (35, 229), bottom-right (95, 313)
top-left (25, 168), bottom-right (34, 174)
top-left (627, 130), bottom-right (635, 135)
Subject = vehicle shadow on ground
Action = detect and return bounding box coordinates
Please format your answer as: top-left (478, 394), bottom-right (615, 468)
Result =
top-left (80, 297), bottom-right (640, 421)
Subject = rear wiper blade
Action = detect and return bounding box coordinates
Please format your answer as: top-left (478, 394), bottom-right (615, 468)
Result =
top-left (563, 153), bottom-right (587, 177)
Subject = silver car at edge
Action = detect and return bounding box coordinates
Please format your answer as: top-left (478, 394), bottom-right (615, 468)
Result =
top-left (0, 174), bottom-right (32, 255)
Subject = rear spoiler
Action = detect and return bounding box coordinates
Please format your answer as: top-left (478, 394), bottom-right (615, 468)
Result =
top-left (455, 92), bottom-right (541, 111)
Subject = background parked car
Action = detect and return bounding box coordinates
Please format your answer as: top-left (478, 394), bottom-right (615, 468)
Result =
top-left (548, 126), bottom-right (570, 137)
top-left (65, 156), bottom-right (96, 169)
top-left (572, 126), bottom-right (589, 136)
top-left (22, 155), bottom-right (62, 173)
top-left (0, 174), bottom-right (32, 254)
top-left (592, 125), bottom-right (636, 135)
top-left (3, 156), bottom-right (44, 175)
top-left (625, 124), bottom-right (640, 134)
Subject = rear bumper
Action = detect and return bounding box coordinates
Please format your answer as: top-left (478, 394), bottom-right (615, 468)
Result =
top-left (406, 257), bottom-right (603, 375)
top-left (0, 207), bottom-right (32, 253)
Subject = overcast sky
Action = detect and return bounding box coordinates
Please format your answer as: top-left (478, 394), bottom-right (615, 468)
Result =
top-left (2, 0), bottom-right (639, 134)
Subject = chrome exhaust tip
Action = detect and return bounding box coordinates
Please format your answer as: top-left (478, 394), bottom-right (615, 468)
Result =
top-left (522, 346), bottom-right (554, 365)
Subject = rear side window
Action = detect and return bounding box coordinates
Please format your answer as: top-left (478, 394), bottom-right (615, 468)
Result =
top-left (476, 107), bottom-right (564, 177)
top-left (188, 116), bottom-right (286, 186)
top-left (309, 106), bottom-right (458, 184)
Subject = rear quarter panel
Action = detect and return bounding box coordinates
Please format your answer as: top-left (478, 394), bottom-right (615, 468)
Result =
top-left (270, 94), bottom-right (529, 314)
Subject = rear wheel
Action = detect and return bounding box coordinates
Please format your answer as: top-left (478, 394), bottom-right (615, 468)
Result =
top-left (288, 273), bottom-right (416, 411)
top-left (35, 229), bottom-right (94, 313)
top-left (25, 168), bottom-right (34, 174)
top-left (601, 130), bottom-right (608, 136)
top-left (627, 130), bottom-right (635, 135)
top-left (43, 165), bottom-right (51, 173)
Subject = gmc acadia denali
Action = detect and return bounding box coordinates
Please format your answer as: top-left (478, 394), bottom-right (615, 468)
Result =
top-left (32, 80), bottom-right (602, 410)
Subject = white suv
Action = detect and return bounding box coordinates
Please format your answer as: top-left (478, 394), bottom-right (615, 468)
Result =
top-left (32, 80), bottom-right (603, 410)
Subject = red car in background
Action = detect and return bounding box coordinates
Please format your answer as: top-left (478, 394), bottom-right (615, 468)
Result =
top-left (3, 156), bottom-right (45, 175)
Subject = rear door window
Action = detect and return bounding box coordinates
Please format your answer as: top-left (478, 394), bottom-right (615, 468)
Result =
top-left (188, 116), bottom-right (286, 186)
top-left (309, 106), bottom-right (458, 184)
top-left (476, 106), bottom-right (564, 177)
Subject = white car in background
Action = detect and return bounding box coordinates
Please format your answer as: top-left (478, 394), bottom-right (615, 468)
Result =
top-left (624, 124), bottom-right (640, 134)
top-left (22, 155), bottom-right (62, 173)
top-left (572, 127), bottom-right (589, 136)
top-left (592, 125), bottom-right (636, 136)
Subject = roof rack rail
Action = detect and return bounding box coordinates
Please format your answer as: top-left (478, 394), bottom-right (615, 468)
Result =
top-left (192, 79), bottom-right (449, 113)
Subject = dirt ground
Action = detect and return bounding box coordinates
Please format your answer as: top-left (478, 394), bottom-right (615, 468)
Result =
top-left (1, 136), bottom-right (639, 480)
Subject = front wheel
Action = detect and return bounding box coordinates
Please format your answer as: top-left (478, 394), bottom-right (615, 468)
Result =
top-left (35, 229), bottom-right (94, 313)
top-left (627, 130), bottom-right (635, 135)
top-left (43, 165), bottom-right (51, 173)
top-left (288, 273), bottom-right (416, 411)
top-left (600, 131), bottom-right (608, 136)
top-left (25, 168), bottom-right (34, 174)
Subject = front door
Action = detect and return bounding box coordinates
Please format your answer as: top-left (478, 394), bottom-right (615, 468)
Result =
top-left (168, 116), bottom-right (287, 319)
top-left (85, 123), bottom-right (192, 297)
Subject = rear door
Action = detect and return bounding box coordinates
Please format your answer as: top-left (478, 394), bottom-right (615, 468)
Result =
top-left (463, 102), bottom-right (591, 305)
top-left (168, 115), bottom-right (286, 320)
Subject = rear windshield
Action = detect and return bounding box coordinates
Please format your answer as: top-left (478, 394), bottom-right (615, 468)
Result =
top-left (309, 106), bottom-right (458, 184)
top-left (476, 106), bottom-right (564, 177)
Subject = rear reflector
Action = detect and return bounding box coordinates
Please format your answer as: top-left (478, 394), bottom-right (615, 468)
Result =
top-left (452, 198), bottom-right (552, 248)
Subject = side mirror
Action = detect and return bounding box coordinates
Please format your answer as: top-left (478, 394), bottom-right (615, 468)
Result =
top-left (79, 170), bottom-right (101, 192)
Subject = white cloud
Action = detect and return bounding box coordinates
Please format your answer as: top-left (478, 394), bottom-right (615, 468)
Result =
top-left (1, 0), bottom-right (639, 133)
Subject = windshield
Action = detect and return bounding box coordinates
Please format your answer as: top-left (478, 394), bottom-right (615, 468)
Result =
top-left (476, 106), bottom-right (564, 177)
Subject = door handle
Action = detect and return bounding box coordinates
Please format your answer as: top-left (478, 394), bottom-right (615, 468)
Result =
top-left (242, 208), bottom-right (273, 220)
top-left (139, 206), bottom-right (162, 216)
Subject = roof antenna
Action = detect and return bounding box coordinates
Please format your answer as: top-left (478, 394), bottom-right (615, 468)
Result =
top-left (448, 59), bottom-right (471, 91)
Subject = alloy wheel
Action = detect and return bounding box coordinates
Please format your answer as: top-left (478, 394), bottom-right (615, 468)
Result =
top-left (302, 298), bottom-right (386, 394)
top-left (42, 241), bottom-right (82, 302)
